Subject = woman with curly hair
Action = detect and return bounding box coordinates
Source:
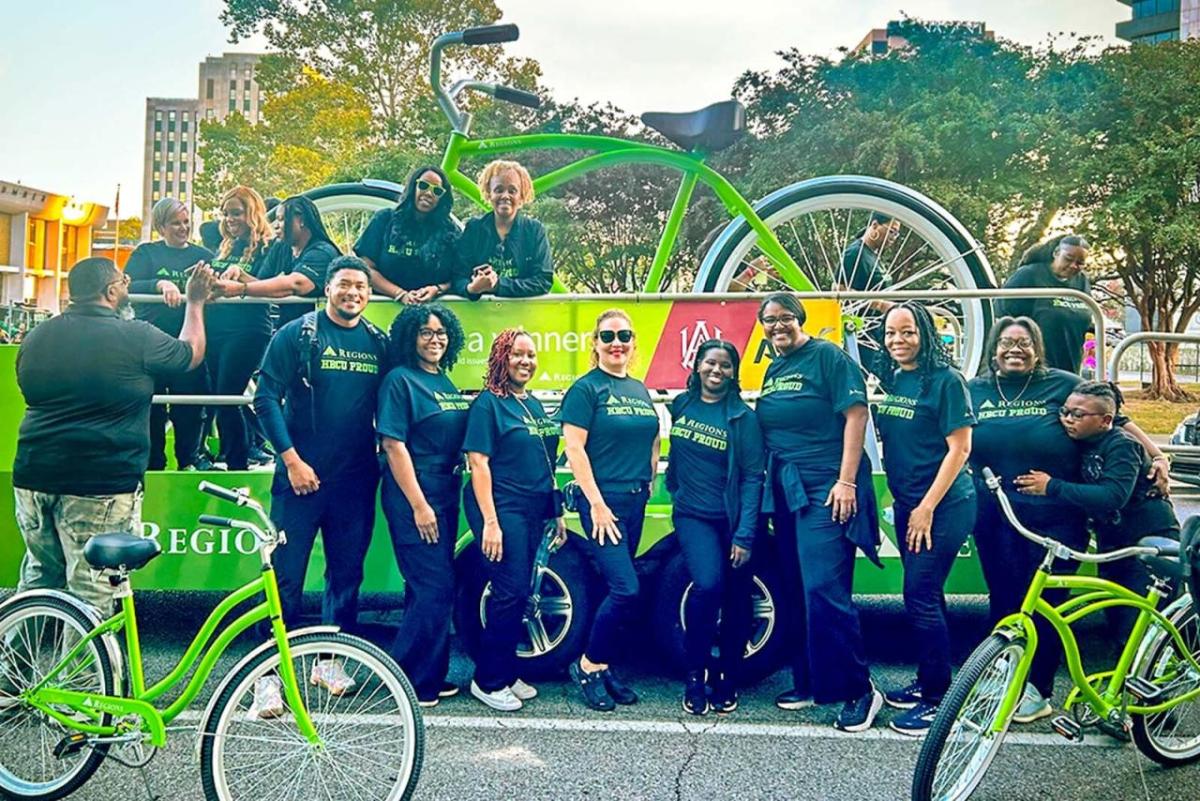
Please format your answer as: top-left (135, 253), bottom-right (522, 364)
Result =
top-left (462, 329), bottom-right (565, 711)
top-left (873, 301), bottom-right (975, 735)
top-left (354, 165), bottom-right (460, 304)
top-left (451, 160), bottom-right (554, 299)
top-left (377, 303), bottom-right (470, 707)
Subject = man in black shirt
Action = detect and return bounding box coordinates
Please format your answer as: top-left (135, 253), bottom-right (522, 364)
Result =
top-left (840, 212), bottom-right (899, 380)
top-left (14, 257), bottom-right (213, 609)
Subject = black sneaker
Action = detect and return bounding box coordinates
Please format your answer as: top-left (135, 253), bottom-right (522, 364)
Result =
top-left (885, 681), bottom-right (924, 710)
top-left (775, 688), bottom-right (815, 711)
top-left (438, 681), bottom-right (459, 699)
top-left (601, 668), bottom-right (638, 705)
top-left (683, 672), bottom-right (709, 716)
top-left (889, 701), bottom-right (939, 736)
top-left (834, 683), bottom-right (883, 732)
top-left (570, 662), bottom-right (615, 712)
top-left (710, 679), bottom-right (738, 714)
top-left (248, 445), bottom-right (275, 468)
top-left (190, 453), bottom-right (226, 472)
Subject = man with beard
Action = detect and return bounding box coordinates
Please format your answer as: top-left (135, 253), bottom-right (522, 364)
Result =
top-left (13, 257), bottom-right (215, 609)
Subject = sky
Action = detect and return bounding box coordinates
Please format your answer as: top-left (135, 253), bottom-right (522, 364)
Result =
top-left (0, 1), bottom-right (1128, 218)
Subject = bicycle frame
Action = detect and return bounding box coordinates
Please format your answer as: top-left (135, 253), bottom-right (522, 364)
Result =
top-left (990, 568), bottom-right (1200, 732)
top-left (439, 130), bottom-right (816, 293)
top-left (22, 566), bottom-right (320, 748)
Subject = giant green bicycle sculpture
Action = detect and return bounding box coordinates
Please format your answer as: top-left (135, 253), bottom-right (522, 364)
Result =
top-left (0, 482), bottom-right (423, 801)
top-left (912, 467), bottom-right (1200, 801)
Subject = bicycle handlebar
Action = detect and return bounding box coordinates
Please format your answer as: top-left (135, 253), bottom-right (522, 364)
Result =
top-left (430, 26), bottom-right (534, 132)
top-left (461, 24), bottom-right (519, 45)
top-left (198, 514), bottom-right (234, 527)
top-left (198, 481), bottom-right (245, 504)
top-left (980, 467), bottom-right (1162, 565)
top-left (494, 84), bottom-right (541, 109)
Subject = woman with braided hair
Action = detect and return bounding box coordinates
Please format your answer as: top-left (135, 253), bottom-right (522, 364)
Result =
top-left (463, 329), bottom-right (565, 711)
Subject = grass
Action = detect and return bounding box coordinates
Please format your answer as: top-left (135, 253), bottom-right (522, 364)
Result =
top-left (1118, 384), bottom-right (1197, 435)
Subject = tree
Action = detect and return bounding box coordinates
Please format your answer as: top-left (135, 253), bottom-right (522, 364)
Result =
top-left (117, 218), bottom-right (142, 244)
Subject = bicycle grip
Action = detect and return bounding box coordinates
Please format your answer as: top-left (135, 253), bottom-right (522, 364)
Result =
top-left (461, 24), bottom-right (519, 45)
top-left (198, 514), bottom-right (235, 527)
top-left (198, 481), bottom-right (243, 503)
top-left (980, 467), bottom-right (1001, 490)
top-left (494, 85), bottom-right (541, 109)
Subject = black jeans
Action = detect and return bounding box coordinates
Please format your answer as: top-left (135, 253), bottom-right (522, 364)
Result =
top-left (205, 329), bottom-right (271, 470)
top-left (1097, 523), bottom-right (1180, 639)
top-left (576, 484), bottom-right (649, 666)
top-left (465, 491), bottom-right (551, 692)
top-left (674, 513), bottom-right (754, 684)
top-left (148, 366), bottom-right (208, 470)
top-left (973, 488), bottom-right (1088, 698)
top-left (894, 494), bottom-right (976, 703)
top-left (381, 471), bottom-right (461, 701)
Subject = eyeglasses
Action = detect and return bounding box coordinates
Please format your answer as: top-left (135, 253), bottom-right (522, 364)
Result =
top-left (598, 329), bottom-right (634, 344)
top-left (418, 328), bottom-right (449, 341)
top-left (415, 180), bottom-right (445, 197)
top-left (106, 273), bottom-right (132, 290)
top-left (998, 337), bottom-right (1034, 350)
top-left (1058, 407), bottom-right (1105, 420)
top-left (760, 314), bottom-right (798, 327)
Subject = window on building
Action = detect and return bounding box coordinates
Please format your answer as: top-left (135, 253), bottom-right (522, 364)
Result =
top-left (168, 140), bottom-right (175, 152)
top-left (243, 98), bottom-right (251, 112)
top-left (243, 79), bottom-right (251, 91)
top-left (168, 110), bottom-right (176, 121)
top-left (153, 170), bottom-right (161, 182)
top-left (206, 108), bottom-right (215, 120)
top-left (153, 190), bottom-right (161, 202)
top-left (181, 121), bottom-right (189, 133)
top-left (230, 79), bottom-right (237, 92)
top-left (230, 66), bottom-right (237, 79)
top-left (154, 119), bottom-right (162, 133)
top-left (229, 98), bottom-right (237, 112)
top-left (154, 130), bottom-right (162, 142)
top-left (181, 141), bottom-right (188, 153)
top-left (155, 110), bottom-right (163, 122)
top-left (206, 78), bottom-right (214, 100)
top-left (179, 181), bottom-right (187, 194)
top-left (244, 65), bottom-right (252, 79)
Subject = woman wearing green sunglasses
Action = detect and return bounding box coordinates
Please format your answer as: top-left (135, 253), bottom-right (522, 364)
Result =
top-left (354, 165), bottom-right (460, 305)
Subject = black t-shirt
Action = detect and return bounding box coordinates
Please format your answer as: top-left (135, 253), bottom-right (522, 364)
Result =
top-left (256, 313), bottom-right (386, 479)
top-left (559, 368), bottom-right (659, 487)
top-left (998, 262), bottom-right (1092, 373)
top-left (209, 238), bottom-right (273, 336)
top-left (756, 338), bottom-right (868, 461)
top-left (463, 391), bottom-right (560, 499)
top-left (124, 241), bottom-right (213, 335)
top-left (841, 237), bottom-right (891, 292)
top-left (668, 396), bottom-right (730, 518)
top-left (14, 304), bottom-right (194, 494)
top-left (354, 207), bottom-right (457, 291)
top-left (376, 366), bottom-right (469, 469)
top-left (876, 366), bottom-right (975, 508)
top-left (272, 239), bottom-right (340, 328)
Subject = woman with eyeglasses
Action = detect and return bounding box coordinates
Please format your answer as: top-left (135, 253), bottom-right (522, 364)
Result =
top-left (755, 292), bottom-right (883, 733)
top-left (377, 303), bottom-right (470, 708)
top-left (873, 302), bottom-right (975, 736)
top-left (355, 165), bottom-right (459, 305)
top-left (666, 339), bottom-right (764, 716)
top-left (968, 316), bottom-right (1166, 723)
top-left (451, 160), bottom-right (554, 299)
top-left (561, 309), bottom-right (661, 711)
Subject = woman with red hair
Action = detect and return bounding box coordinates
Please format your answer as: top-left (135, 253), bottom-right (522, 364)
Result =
top-left (463, 328), bottom-right (565, 711)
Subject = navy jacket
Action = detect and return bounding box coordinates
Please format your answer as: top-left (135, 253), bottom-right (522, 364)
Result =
top-left (450, 211), bottom-right (553, 298)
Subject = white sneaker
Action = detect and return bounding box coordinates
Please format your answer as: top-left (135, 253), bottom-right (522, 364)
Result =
top-left (470, 680), bottom-right (523, 712)
top-left (1013, 683), bottom-right (1052, 724)
top-left (248, 676), bottom-right (284, 720)
top-left (310, 659), bottom-right (356, 696)
top-left (510, 679), bottom-right (538, 701)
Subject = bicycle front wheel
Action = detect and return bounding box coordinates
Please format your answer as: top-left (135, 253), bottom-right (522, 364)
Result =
top-left (1130, 598), bottom-right (1200, 765)
top-left (695, 176), bottom-right (995, 378)
top-left (912, 633), bottom-right (1026, 801)
top-left (200, 631), bottom-right (423, 801)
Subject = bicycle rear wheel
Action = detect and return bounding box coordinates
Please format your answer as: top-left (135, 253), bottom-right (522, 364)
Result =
top-left (912, 633), bottom-right (1025, 801)
top-left (0, 595), bottom-right (116, 800)
top-left (199, 631), bottom-right (423, 801)
top-left (1130, 599), bottom-right (1200, 765)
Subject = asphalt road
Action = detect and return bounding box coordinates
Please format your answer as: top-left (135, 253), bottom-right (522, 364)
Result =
top-left (11, 484), bottom-right (1200, 801)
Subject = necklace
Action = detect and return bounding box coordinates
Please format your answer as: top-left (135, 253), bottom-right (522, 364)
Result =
top-left (994, 371), bottom-right (1034, 404)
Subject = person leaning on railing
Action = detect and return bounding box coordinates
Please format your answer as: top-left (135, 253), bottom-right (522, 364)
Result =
top-left (124, 196), bottom-right (213, 470)
top-left (12, 257), bottom-right (213, 610)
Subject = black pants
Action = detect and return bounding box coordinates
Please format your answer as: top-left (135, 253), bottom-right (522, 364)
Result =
top-left (674, 513), bottom-right (754, 684)
top-left (771, 473), bottom-right (872, 704)
top-left (382, 471), bottom-right (461, 701)
top-left (895, 494), bottom-right (976, 703)
top-left (1097, 523), bottom-right (1180, 638)
top-left (465, 491), bottom-right (550, 692)
top-left (576, 485), bottom-right (649, 666)
top-left (973, 489), bottom-right (1088, 698)
top-left (206, 329), bottom-right (271, 470)
top-left (270, 472), bottom-right (378, 633)
top-left (148, 366), bottom-right (208, 470)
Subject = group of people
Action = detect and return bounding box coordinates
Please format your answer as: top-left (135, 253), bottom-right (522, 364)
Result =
top-left (123, 159), bottom-right (554, 473)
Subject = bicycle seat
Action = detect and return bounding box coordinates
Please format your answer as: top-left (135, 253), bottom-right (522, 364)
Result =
top-left (641, 100), bottom-right (746, 152)
top-left (1137, 535), bottom-right (1184, 579)
top-left (83, 533), bottom-right (162, 571)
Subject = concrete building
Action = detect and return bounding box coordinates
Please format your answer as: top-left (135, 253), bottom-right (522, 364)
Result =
top-left (0, 180), bottom-right (108, 312)
top-left (853, 19), bottom-right (994, 56)
top-left (1116, 0), bottom-right (1200, 43)
top-left (141, 53), bottom-right (264, 240)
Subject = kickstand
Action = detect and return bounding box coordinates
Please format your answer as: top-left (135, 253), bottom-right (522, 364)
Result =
top-left (137, 765), bottom-right (160, 801)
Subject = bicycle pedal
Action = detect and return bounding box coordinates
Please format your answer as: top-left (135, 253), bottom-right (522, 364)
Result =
top-left (1050, 715), bottom-right (1084, 742)
top-left (1125, 676), bottom-right (1164, 704)
top-left (52, 732), bottom-right (89, 759)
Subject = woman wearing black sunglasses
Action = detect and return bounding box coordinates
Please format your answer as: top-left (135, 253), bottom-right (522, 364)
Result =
top-left (354, 165), bottom-right (460, 305)
top-left (561, 309), bottom-right (661, 711)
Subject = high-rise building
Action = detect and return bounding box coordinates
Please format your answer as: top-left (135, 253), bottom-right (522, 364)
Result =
top-left (1115, 0), bottom-right (1200, 43)
top-left (853, 19), bottom-right (994, 56)
top-left (140, 53), bottom-right (264, 241)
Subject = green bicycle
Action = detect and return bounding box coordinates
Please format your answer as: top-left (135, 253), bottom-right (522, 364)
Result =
top-left (913, 467), bottom-right (1200, 801)
top-left (0, 482), bottom-right (423, 801)
top-left (311, 23), bottom-right (996, 374)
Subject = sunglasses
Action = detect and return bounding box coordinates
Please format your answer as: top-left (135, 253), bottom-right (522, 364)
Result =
top-left (598, 329), bottom-right (634, 344)
top-left (415, 179), bottom-right (445, 197)
top-left (1058, 407), bottom-right (1105, 420)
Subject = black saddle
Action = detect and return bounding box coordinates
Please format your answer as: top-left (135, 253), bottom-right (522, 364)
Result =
top-left (1138, 536), bottom-right (1184, 580)
top-left (641, 99), bottom-right (746, 153)
top-left (83, 533), bottom-right (162, 571)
